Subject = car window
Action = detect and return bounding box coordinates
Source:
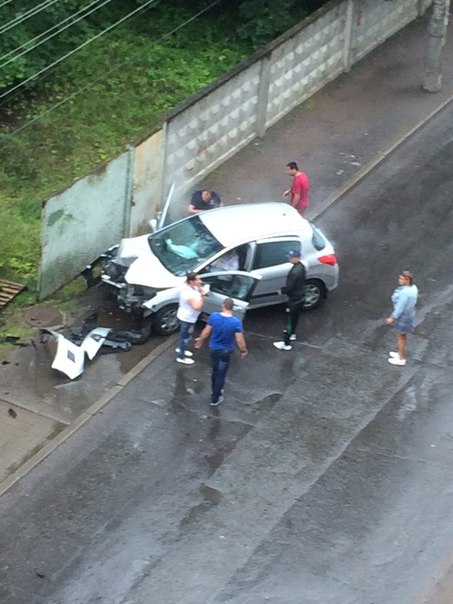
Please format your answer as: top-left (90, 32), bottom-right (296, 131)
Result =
top-left (207, 250), bottom-right (240, 272)
top-left (253, 240), bottom-right (301, 270)
top-left (204, 244), bottom-right (250, 273)
top-left (203, 273), bottom-right (253, 299)
top-left (149, 216), bottom-right (223, 276)
top-left (311, 224), bottom-right (326, 251)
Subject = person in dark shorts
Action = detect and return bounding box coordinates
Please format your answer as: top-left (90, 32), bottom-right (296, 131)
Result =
top-left (385, 270), bottom-right (418, 366)
top-left (195, 298), bottom-right (248, 406)
top-left (273, 249), bottom-right (306, 351)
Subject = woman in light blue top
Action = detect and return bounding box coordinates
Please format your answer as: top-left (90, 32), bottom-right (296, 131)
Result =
top-left (385, 270), bottom-right (418, 366)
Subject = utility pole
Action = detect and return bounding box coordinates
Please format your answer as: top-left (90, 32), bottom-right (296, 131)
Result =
top-left (422, 0), bottom-right (451, 92)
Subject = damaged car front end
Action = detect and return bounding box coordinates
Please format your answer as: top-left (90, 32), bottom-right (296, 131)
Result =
top-left (100, 232), bottom-right (184, 322)
top-left (98, 215), bottom-right (224, 332)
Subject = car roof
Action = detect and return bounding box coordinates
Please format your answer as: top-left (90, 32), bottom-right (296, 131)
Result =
top-left (199, 202), bottom-right (312, 248)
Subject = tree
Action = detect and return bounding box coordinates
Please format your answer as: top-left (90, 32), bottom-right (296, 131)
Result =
top-left (236, 0), bottom-right (327, 47)
top-left (422, 0), bottom-right (451, 92)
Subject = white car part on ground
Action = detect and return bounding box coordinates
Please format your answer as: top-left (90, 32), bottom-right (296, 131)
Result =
top-left (49, 328), bottom-right (111, 380)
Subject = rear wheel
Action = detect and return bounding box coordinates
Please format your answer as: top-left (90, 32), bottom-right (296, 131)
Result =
top-left (303, 279), bottom-right (326, 310)
top-left (153, 304), bottom-right (179, 335)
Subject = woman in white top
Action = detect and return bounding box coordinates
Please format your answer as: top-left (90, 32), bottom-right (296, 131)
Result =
top-left (176, 272), bottom-right (208, 365)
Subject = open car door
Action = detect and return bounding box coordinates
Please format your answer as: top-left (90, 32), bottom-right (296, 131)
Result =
top-left (200, 271), bottom-right (261, 321)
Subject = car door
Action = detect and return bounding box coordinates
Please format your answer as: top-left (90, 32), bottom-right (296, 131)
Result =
top-left (248, 238), bottom-right (302, 307)
top-left (200, 271), bottom-right (261, 321)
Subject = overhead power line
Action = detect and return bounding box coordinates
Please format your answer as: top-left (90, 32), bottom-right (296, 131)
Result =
top-left (0, 0), bottom-right (61, 36)
top-left (0, 0), bottom-right (162, 100)
top-left (0, 0), bottom-right (15, 9)
top-left (0, 0), bottom-right (114, 69)
top-left (1, 0), bottom-right (222, 140)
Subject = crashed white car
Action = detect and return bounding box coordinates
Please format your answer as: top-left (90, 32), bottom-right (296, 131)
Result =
top-left (101, 202), bottom-right (339, 335)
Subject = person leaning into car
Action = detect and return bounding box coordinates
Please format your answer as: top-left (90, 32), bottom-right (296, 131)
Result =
top-left (273, 249), bottom-right (306, 351)
top-left (176, 272), bottom-right (208, 365)
top-left (188, 188), bottom-right (223, 214)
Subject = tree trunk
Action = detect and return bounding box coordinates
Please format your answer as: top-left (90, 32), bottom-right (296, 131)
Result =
top-left (422, 0), bottom-right (451, 92)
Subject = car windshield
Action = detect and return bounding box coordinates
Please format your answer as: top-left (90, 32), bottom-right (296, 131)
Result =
top-left (149, 216), bottom-right (224, 276)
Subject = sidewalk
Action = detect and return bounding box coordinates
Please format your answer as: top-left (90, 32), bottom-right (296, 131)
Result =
top-left (1, 14), bottom-right (453, 497)
top-left (201, 16), bottom-right (453, 218)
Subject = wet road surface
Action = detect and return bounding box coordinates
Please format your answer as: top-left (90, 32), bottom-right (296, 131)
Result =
top-left (0, 104), bottom-right (453, 603)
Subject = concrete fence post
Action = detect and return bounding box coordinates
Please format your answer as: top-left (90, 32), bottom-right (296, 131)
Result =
top-left (343, 0), bottom-right (354, 73)
top-left (256, 55), bottom-right (272, 139)
top-left (124, 144), bottom-right (135, 237)
top-left (158, 120), bottom-right (170, 224)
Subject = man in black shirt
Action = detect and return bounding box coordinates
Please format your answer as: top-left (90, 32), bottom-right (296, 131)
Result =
top-left (273, 249), bottom-right (306, 351)
top-left (188, 189), bottom-right (222, 213)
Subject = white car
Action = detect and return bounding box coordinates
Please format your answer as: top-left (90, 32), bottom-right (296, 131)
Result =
top-left (101, 202), bottom-right (339, 335)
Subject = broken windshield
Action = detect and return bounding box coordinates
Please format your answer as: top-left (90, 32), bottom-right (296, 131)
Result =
top-left (149, 216), bottom-right (223, 276)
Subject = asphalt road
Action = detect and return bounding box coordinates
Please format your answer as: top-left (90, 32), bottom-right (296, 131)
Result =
top-left (1, 104), bottom-right (453, 604)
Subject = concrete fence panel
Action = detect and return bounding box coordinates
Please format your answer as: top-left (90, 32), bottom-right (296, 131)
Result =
top-left (39, 151), bottom-right (131, 298)
top-left (350, 0), bottom-right (419, 64)
top-left (266, 2), bottom-right (346, 128)
top-left (163, 61), bottom-right (262, 207)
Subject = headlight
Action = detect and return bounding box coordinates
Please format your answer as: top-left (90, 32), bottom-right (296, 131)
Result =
top-left (104, 261), bottom-right (127, 281)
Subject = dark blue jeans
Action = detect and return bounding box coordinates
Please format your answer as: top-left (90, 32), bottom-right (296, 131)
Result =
top-left (210, 349), bottom-right (232, 404)
top-left (177, 321), bottom-right (194, 359)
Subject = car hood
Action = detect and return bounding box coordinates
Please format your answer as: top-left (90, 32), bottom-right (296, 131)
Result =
top-left (125, 251), bottom-right (181, 289)
top-left (115, 234), bottom-right (153, 266)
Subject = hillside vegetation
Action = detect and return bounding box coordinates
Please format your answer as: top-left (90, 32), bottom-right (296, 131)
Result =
top-left (0, 0), bottom-right (323, 294)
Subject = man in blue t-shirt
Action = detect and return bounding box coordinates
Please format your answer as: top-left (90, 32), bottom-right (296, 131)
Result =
top-left (195, 298), bottom-right (248, 406)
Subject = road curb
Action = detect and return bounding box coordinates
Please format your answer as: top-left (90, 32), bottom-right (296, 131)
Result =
top-left (0, 335), bottom-right (177, 498)
top-left (310, 93), bottom-right (453, 221)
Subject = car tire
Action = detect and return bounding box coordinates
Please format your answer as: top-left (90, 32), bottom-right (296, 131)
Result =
top-left (303, 279), bottom-right (326, 310)
top-left (153, 304), bottom-right (180, 335)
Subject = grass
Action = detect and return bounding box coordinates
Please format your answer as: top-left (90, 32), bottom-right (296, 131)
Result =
top-left (0, 277), bottom-right (90, 359)
top-left (0, 301), bottom-right (40, 360)
top-left (0, 6), bottom-right (251, 296)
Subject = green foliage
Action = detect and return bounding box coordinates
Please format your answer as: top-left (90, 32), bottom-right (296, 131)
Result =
top-left (0, 0), bottom-right (145, 90)
top-left (0, 193), bottom-right (40, 285)
top-left (0, 0), bottom-right (328, 294)
top-left (237, 0), bottom-right (307, 48)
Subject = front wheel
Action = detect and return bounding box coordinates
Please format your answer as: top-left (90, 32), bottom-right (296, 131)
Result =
top-left (303, 280), bottom-right (326, 310)
top-left (153, 304), bottom-right (179, 335)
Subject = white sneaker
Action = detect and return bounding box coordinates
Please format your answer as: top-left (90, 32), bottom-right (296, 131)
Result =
top-left (388, 351), bottom-right (399, 358)
top-left (210, 395), bottom-right (224, 407)
top-left (289, 334), bottom-right (297, 341)
top-left (175, 348), bottom-right (193, 357)
top-left (273, 341), bottom-right (292, 351)
top-left (388, 356), bottom-right (406, 366)
top-left (176, 357), bottom-right (195, 365)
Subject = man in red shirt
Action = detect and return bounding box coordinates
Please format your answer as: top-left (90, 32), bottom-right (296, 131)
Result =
top-left (283, 161), bottom-right (309, 216)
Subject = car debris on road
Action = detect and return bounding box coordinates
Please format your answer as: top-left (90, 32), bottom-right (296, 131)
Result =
top-left (42, 313), bottom-right (152, 379)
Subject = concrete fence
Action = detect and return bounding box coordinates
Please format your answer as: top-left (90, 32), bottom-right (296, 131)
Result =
top-left (39, 0), bottom-right (431, 298)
